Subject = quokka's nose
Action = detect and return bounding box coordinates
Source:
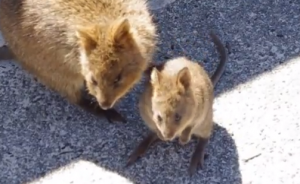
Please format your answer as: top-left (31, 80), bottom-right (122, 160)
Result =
top-left (162, 131), bottom-right (175, 140)
top-left (98, 100), bottom-right (112, 110)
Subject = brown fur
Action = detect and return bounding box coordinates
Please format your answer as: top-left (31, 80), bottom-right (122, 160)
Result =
top-left (127, 32), bottom-right (228, 175)
top-left (141, 57), bottom-right (214, 142)
top-left (0, 0), bottom-right (157, 121)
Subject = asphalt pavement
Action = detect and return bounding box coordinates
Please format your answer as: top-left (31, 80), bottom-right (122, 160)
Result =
top-left (1, 0), bottom-right (300, 183)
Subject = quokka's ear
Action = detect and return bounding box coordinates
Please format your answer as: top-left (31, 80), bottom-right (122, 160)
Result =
top-left (107, 18), bottom-right (134, 51)
top-left (176, 67), bottom-right (191, 90)
top-left (150, 67), bottom-right (162, 85)
top-left (144, 63), bottom-right (156, 77)
top-left (76, 25), bottom-right (100, 54)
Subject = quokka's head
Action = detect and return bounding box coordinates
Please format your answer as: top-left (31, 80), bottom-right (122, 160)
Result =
top-left (76, 18), bottom-right (147, 110)
top-left (149, 66), bottom-right (196, 141)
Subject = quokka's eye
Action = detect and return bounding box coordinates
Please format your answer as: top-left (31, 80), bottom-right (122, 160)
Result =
top-left (157, 115), bottom-right (162, 122)
top-left (91, 77), bottom-right (98, 85)
top-left (114, 74), bottom-right (122, 84)
top-left (174, 113), bottom-right (181, 123)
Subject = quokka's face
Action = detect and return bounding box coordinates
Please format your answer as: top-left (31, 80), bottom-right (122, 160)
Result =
top-left (76, 18), bottom-right (147, 109)
top-left (150, 66), bottom-right (195, 141)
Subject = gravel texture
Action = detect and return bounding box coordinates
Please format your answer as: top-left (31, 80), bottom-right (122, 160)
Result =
top-left (1, 0), bottom-right (300, 183)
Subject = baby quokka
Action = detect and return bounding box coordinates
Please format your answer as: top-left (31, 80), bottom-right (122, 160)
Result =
top-left (126, 31), bottom-right (228, 175)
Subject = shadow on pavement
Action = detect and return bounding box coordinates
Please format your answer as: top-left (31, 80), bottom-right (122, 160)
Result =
top-left (0, 92), bottom-right (241, 183)
top-left (117, 123), bottom-right (241, 184)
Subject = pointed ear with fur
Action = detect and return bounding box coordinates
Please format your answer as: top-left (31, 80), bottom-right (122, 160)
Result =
top-left (150, 68), bottom-right (161, 85)
top-left (176, 67), bottom-right (191, 90)
top-left (76, 25), bottom-right (99, 54)
top-left (144, 63), bottom-right (156, 77)
top-left (108, 18), bottom-right (134, 51)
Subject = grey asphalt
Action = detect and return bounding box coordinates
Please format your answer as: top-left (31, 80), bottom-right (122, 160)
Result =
top-left (1, 0), bottom-right (300, 184)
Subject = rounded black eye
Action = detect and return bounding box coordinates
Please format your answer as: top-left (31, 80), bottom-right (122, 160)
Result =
top-left (175, 113), bottom-right (181, 122)
top-left (91, 77), bottom-right (98, 85)
top-left (114, 74), bottom-right (121, 84)
top-left (157, 115), bottom-right (162, 122)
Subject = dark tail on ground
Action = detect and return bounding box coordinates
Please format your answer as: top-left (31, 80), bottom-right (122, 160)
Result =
top-left (209, 31), bottom-right (228, 87)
